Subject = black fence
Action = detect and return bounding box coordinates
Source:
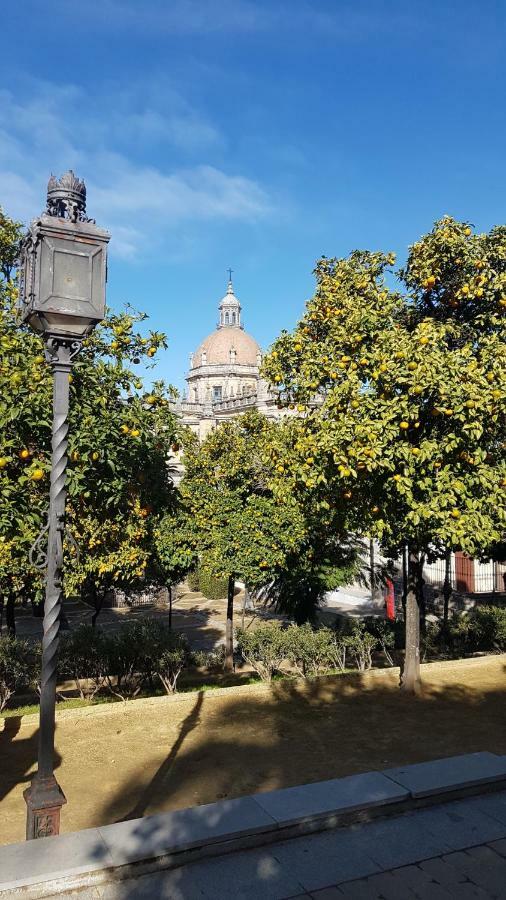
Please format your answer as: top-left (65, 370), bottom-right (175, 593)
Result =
top-left (422, 555), bottom-right (506, 595)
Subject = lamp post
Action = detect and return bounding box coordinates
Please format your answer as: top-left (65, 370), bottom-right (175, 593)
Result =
top-left (18, 172), bottom-right (110, 839)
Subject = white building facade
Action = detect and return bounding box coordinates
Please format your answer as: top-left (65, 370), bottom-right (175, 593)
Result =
top-left (176, 279), bottom-right (282, 439)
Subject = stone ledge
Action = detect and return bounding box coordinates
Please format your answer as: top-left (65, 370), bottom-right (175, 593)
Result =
top-left (385, 752), bottom-right (506, 799)
top-left (254, 771), bottom-right (409, 827)
top-left (1, 753), bottom-right (506, 898)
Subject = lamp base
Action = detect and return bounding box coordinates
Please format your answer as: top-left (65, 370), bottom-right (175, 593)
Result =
top-left (24, 775), bottom-right (67, 840)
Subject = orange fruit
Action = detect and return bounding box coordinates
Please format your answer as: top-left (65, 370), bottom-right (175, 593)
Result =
top-left (0, 457), bottom-right (8, 469)
top-left (30, 468), bottom-right (44, 481)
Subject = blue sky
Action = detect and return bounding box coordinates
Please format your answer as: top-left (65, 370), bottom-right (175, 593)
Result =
top-left (1, 0), bottom-right (505, 392)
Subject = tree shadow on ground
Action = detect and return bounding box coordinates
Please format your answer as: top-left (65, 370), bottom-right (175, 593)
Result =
top-left (0, 717), bottom-right (62, 805)
top-left (121, 691), bottom-right (205, 822)
top-left (96, 663), bottom-right (506, 829)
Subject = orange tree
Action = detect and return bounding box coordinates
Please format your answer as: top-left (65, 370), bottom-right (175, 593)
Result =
top-left (165, 411), bottom-right (305, 670)
top-left (0, 206), bottom-right (180, 631)
top-left (164, 410), bottom-right (357, 670)
top-left (262, 218), bottom-right (506, 692)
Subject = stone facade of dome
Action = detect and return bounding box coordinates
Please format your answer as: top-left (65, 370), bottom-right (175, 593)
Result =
top-left (173, 278), bottom-right (284, 440)
top-left (193, 326), bottom-right (261, 367)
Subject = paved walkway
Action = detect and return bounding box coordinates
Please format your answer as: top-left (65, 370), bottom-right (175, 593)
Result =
top-left (13, 591), bottom-right (285, 652)
top-left (47, 790), bottom-right (506, 899)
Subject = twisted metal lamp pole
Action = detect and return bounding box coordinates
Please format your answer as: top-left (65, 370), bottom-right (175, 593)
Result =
top-left (24, 340), bottom-right (78, 837)
top-left (19, 172), bottom-right (109, 838)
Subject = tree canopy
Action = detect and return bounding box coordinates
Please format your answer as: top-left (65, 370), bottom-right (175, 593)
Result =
top-left (262, 218), bottom-right (506, 562)
top-left (0, 206), bottom-right (181, 627)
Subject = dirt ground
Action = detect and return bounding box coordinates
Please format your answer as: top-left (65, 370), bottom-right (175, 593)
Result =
top-left (1, 654), bottom-right (505, 846)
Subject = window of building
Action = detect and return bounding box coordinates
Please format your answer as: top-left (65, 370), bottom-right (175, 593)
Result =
top-left (213, 386), bottom-right (222, 402)
top-left (225, 312), bottom-right (229, 325)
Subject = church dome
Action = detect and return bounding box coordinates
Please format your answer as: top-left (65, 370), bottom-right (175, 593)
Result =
top-left (194, 327), bottom-right (260, 367)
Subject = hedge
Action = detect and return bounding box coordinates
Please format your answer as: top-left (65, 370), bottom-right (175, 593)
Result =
top-left (187, 568), bottom-right (229, 600)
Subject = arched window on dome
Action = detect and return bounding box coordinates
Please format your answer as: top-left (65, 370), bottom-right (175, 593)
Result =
top-left (232, 312), bottom-right (236, 325)
top-left (225, 312), bottom-right (229, 325)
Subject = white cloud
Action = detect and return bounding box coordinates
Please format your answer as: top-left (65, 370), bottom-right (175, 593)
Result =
top-left (47, 0), bottom-right (420, 41)
top-left (0, 82), bottom-right (271, 260)
top-left (49, 0), bottom-right (272, 35)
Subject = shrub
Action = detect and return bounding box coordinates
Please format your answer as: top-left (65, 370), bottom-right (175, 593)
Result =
top-left (157, 633), bottom-right (191, 693)
top-left (0, 636), bottom-right (39, 712)
top-left (341, 621), bottom-right (377, 671)
top-left (236, 623), bottom-right (288, 682)
top-left (59, 625), bottom-right (109, 700)
top-left (421, 621), bottom-right (443, 661)
top-left (105, 625), bottom-right (145, 700)
top-left (187, 569), bottom-right (200, 592)
top-left (362, 617), bottom-right (396, 665)
top-left (191, 646), bottom-right (227, 673)
top-left (198, 571), bottom-right (229, 601)
top-left (105, 618), bottom-right (192, 699)
top-left (463, 605), bottom-right (506, 652)
top-left (285, 624), bottom-right (343, 676)
top-left (447, 613), bottom-right (472, 656)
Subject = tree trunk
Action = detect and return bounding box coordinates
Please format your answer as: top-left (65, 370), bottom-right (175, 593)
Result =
top-left (168, 585), bottom-right (173, 631)
top-left (369, 537), bottom-right (376, 601)
top-left (225, 574), bottom-right (235, 672)
top-left (443, 548), bottom-right (452, 629)
top-left (91, 584), bottom-right (105, 628)
top-left (401, 544), bottom-right (408, 621)
top-left (6, 592), bottom-right (16, 636)
top-left (417, 554), bottom-right (426, 636)
top-left (400, 551), bottom-right (422, 694)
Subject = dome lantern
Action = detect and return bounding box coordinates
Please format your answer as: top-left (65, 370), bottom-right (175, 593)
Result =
top-left (218, 272), bottom-right (242, 329)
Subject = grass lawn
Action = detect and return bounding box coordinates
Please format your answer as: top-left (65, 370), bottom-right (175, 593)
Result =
top-left (0, 654), bottom-right (504, 846)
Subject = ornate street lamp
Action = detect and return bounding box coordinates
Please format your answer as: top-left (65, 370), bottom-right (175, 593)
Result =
top-left (18, 172), bottom-right (110, 839)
